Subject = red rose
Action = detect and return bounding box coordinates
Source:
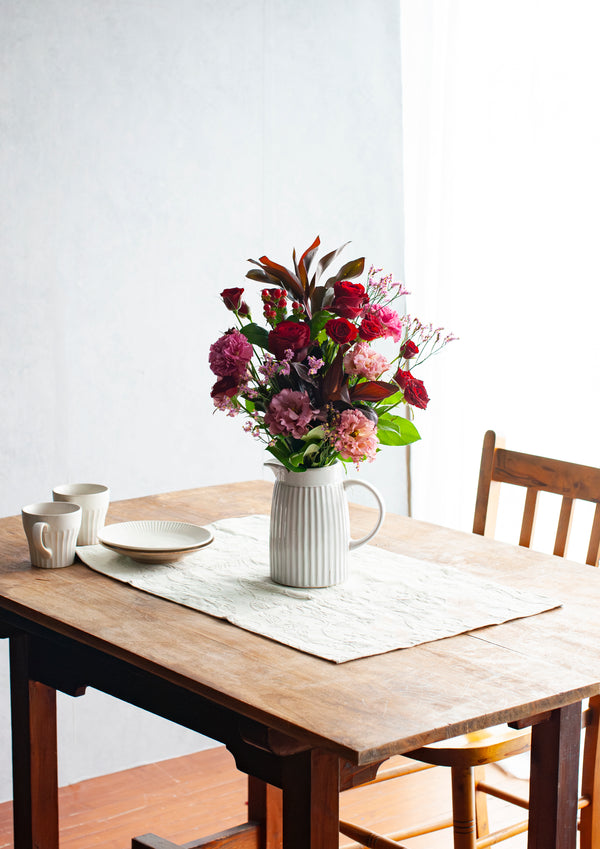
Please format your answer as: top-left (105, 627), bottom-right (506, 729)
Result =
top-left (358, 316), bottom-right (385, 341)
top-left (268, 320), bottom-right (311, 360)
top-left (394, 368), bottom-right (429, 409)
top-left (394, 368), bottom-right (409, 389)
top-left (220, 287), bottom-right (245, 311)
top-left (331, 280), bottom-right (369, 319)
top-left (400, 340), bottom-right (419, 359)
top-left (325, 317), bottom-right (358, 345)
top-left (210, 375), bottom-right (240, 400)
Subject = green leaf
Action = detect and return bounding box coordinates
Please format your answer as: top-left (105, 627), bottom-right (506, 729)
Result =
top-left (240, 323), bottom-right (269, 349)
top-left (266, 444), bottom-right (289, 467)
top-left (310, 310), bottom-right (333, 338)
top-left (288, 450), bottom-right (307, 468)
top-left (377, 413), bottom-right (421, 446)
top-left (302, 443), bottom-right (320, 460)
top-left (376, 390), bottom-right (405, 413)
top-left (302, 425), bottom-right (326, 443)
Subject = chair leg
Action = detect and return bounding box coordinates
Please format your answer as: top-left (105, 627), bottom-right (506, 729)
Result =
top-left (581, 695), bottom-right (600, 849)
top-left (474, 765), bottom-right (490, 838)
top-left (451, 765), bottom-right (477, 849)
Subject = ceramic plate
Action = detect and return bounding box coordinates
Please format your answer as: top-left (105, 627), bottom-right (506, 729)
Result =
top-left (98, 521), bottom-right (213, 563)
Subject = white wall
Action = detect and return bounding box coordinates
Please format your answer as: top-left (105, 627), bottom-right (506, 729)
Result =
top-left (0, 1), bottom-right (406, 800)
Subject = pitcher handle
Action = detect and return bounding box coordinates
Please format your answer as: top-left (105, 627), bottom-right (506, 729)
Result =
top-left (342, 479), bottom-right (385, 551)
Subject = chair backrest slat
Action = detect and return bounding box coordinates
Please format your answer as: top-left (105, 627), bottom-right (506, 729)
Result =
top-left (553, 496), bottom-right (575, 558)
top-left (587, 503), bottom-right (600, 567)
top-left (473, 430), bottom-right (600, 566)
top-left (519, 488), bottom-right (538, 547)
top-left (473, 431), bottom-right (504, 538)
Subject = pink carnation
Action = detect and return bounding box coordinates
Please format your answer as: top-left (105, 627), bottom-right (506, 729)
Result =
top-left (331, 409), bottom-right (378, 466)
top-left (343, 342), bottom-right (390, 381)
top-left (209, 329), bottom-right (253, 377)
top-left (367, 304), bottom-right (405, 343)
top-left (264, 389), bottom-right (317, 439)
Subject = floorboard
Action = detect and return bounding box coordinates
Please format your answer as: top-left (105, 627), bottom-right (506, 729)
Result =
top-left (0, 746), bottom-right (529, 848)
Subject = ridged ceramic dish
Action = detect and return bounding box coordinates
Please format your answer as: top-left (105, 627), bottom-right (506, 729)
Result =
top-left (98, 521), bottom-right (213, 563)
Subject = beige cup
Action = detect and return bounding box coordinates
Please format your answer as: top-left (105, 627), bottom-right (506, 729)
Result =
top-left (52, 483), bottom-right (110, 545)
top-left (22, 502), bottom-right (82, 568)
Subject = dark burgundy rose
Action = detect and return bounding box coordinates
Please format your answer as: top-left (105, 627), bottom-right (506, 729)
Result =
top-left (394, 368), bottom-right (429, 409)
top-left (238, 301), bottom-right (251, 317)
top-left (210, 375), bottom-right (240, 400)
top-left (330, 280), bottom-right (369, 319)
top-left (404, 377), bottom-right (429, 409)
top-left (358, 316), bottom-right (385, 341)
top-left (394, 368), bottom-right (410, 390)
top-left (268, 320), bottom-right (311, 360)
top-left (400, 339), bottom-right (419, 359)
top-left (220, 287), bottom-right (245, 311)
top-left (325, 317), bottom-right (358, 345)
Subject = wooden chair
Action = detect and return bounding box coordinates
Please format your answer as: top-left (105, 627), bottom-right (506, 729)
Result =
top-left (340, 429), bottom-right (600, 849)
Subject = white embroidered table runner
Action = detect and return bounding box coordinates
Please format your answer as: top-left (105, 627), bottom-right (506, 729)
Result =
top-left (76, 515), bottom-right (559, 663)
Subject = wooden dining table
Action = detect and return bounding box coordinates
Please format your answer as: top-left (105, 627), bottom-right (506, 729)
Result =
top-left (1, 480), bottom-right (600, 849)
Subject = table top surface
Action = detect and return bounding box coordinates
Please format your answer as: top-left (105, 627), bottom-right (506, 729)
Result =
top-left (1, 481), bottom-right (599, 765)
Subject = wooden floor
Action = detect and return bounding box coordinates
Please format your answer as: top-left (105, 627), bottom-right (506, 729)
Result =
top-left (0, 746), bottom-right (529, 849)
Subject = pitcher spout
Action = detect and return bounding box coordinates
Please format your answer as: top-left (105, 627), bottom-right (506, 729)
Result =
top-left (264, 460), bottom-right (288, 483)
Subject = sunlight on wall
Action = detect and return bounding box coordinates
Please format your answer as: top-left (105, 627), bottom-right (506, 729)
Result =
top-left (401, 1), bottom-right (600, 559)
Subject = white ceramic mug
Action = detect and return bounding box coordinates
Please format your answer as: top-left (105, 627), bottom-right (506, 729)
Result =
top-left (52, 483), bottom-right (110, 545)
top-left (22, 502), bottom-right (82, 568)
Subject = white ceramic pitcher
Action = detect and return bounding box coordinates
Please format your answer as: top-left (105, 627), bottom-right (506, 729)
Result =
top-left (265, 461), bottom-right (385, 588)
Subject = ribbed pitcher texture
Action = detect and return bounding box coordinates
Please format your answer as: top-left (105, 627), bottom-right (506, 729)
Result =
top-left (266, 462), bottom-right (385, 588)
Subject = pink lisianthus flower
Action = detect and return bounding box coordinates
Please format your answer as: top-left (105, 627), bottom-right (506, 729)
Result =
top-left (365, 304), bottom-right (405, 343)
top-left (331, 409), bottom-right (378, 466)
top-left (209, 329), bottom-right (253, 377)
top-left (343, 341), bottom-right (390, 381)
top-left (264, 389), bottom-right (317, 439)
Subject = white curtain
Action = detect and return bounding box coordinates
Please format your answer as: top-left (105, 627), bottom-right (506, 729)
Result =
top-left (401, 1), bottom-right (600, 557)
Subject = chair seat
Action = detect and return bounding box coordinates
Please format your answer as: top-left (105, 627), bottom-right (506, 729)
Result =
top-left (406, 726), bottom-right (532, 769)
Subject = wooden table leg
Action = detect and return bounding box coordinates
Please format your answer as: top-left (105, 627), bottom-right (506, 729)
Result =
top-left (9, 634), bottom-right (59, 849)
top-left (279, 749), bottom-right (339, 849)
top-left (527, 702), bottom-right (581, 849)
top-left (248, 776), bottom-right (283, 849)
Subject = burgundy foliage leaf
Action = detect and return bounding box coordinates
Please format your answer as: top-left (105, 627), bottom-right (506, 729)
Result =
top-left (312, 241), bottom-right (351, 286)
top-left (321, 349), bottom-right (346, 401)
top-left (256, 255), bottom-right (304, 301)
top-left (298, 236), bottom-right (321, 288)
top-left (349, 381), bottom-right (398, 402)
top-left (325, 256), bottom-right (365, 287)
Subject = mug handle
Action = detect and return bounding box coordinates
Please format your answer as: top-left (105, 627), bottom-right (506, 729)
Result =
top-left (33, 522), bottom-right (52, 558)
top-left (342, 479), bottom-right (385, 551)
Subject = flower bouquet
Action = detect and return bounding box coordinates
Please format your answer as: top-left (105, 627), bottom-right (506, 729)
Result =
top-left (209, 236), bottom-right (455, 473)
